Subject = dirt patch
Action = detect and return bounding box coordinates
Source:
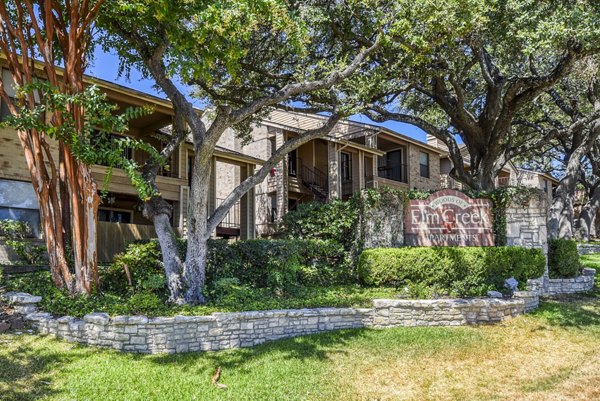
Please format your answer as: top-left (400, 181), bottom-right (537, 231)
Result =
top-left (0, 303), bottom-right (26, 333)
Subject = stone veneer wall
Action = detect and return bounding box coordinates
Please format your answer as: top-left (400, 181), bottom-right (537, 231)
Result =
top-left (577, 243), bottom-right (600, 255)
top-left (505, 192), bottom-right (549, 255)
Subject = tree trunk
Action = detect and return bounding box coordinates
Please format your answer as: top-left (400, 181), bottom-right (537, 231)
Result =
top-left (62, 146), bottom-right (100, 293)
top-left (549, 167), bottom-right (579, 239)
top-left (37, 180), bottom-right (75, 292)
top-left (144, 196), bottom-right (186, 305)
top-left (576, 185), bottom-right (600, 241)
top-left (183, 146), bottom-right (213, 305)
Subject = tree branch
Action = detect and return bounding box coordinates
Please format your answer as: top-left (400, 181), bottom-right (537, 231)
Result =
top-left (207, 113), bottom-right (341, 232)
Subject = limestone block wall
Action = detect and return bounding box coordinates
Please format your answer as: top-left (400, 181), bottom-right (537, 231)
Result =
top-left (360, 192), bottom-right (405, 249)
top-left (370, 297), bottom-right (529, 327)
top-left (4, 269), bottom-right (594, 355)
top-left (527, 268), bottom-right (596, 296)
top-left (505, 192), bottom-right (549, 255)
top-left (577, 244), bottom-right (600, 255)
top-left (25, 308), bottom-right (371, 354)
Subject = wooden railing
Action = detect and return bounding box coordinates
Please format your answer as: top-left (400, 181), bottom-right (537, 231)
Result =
top-left (97, 221), bottom-right (156, 263)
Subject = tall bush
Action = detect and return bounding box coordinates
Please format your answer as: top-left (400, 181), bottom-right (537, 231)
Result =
top-left (548, 239), bottom-right (581, 278)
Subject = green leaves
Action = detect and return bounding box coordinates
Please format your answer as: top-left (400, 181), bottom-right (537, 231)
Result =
top-left (1, 82), bottom-right (160, 200)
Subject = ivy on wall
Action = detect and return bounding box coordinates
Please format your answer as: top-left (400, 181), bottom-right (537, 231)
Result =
top-left (283, 186), bottom-right (544, 251)
top-left (463, 187), bottom-right (544, 246)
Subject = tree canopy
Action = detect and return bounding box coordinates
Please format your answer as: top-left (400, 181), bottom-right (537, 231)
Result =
top-left (358, 0), bottom-right (600, 190)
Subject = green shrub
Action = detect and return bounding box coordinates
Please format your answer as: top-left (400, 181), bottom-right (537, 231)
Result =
top-left (0, 219), bottom-right (31, 238)
top-left (103, 238), bottom-right (350, 300)
top-left (548, 239), bottom-right (581, 278)
top-left (126, 292), bottom-right (164, 315)
top-left (282, 199), bottom-right (360, 244)
top-left (357, 247), bottom-right (546, 297)
top-left (5, 240), bottom-right (47, 265)
top-left (101, 241), bottom-right (165, 296)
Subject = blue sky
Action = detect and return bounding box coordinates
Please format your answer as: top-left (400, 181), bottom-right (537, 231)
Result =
top-left (87, 48), bottom-right (428, 143)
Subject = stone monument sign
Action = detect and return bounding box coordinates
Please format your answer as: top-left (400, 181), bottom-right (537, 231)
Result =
top-left (405, 189), bottom-right (494, 246)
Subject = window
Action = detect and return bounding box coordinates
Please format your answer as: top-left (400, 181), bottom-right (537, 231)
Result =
top-left (98, 209), bottom-right (132, 224)
top-left (270, 194), bottom-right (277, 223)
top-left (0, 97), bottom-right (14, 121)
top-left (269, 137), bottom-right (277, 156)
top-left (419, 152), bottom-right (430, 178)
top-left (188, 155), bottom-right (194, 187)
top-left (288, 148), bottom-right (298, 177)
top-left (341, 152), bottom-right (352, 181)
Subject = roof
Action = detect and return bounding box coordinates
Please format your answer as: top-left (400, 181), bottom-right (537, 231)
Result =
top-left (156, 126), bottom-right (265, 165)
top-left (518, 168), bottom-right (560, 184)
top-left (214, 146), bottom-right (265, 165)
top-left (261, 109), bottom-right (445, 154)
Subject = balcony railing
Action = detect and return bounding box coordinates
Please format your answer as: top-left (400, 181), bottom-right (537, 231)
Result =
top-left (216, 198), bottom-right (240, 228)
top-left (341, 179), bottom-right (353, 199)
top-left (377, 163), bottom-right (408, 183)
top-left (497, 177), bottom-right (511, 187)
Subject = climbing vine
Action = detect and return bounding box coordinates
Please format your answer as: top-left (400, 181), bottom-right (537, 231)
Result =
top-left (463, 186), bottom-right (543, 246)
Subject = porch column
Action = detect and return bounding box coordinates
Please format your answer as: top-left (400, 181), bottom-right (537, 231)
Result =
top-left (275, 129), bottom-right (288, 221)
top-left (328, 142), bottom-right (339, 199)
top-left (358, 150), bottom-right (364, 190)
top-left (240, 163), bottom-right (256, 239)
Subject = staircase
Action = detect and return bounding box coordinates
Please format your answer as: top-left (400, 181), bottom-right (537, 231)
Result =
top-left (301, 164), bottom-right (329, 202)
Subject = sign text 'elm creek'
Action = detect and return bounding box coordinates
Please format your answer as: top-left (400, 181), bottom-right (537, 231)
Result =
top-left (405, 189), bottom-right (495, 246)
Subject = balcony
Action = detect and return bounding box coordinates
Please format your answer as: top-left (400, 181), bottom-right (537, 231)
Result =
top-left (215, 198), bottom-right (240, 238)
top-left (377, 163), bottom-right (408, 183)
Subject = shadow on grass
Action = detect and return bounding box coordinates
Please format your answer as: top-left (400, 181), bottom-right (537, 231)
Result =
top-left (147, 327), bottom-right (369, 370)
top-left (0, 335), bottom-right (75, 401)
top-left (533, 297), bottom-right (600, 329)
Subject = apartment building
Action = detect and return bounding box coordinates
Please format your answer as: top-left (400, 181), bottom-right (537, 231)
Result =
top-left (1, 67), bottom-right (560, 254)
top-left (0, 68), bottom-right (260, 261)
top-left (214, 110), bottom-right (444, 236)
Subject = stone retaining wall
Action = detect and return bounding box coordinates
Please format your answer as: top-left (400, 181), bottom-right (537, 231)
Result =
top-left (577, 243), bottom-right (600, 255)
top-left (527, 268), bottom-right (596, 296)
top-left (1, 269), bottom-right (593, 354)
top-left (370, 297), bottom-right (533, 328)
top-left (25, 308), bottom-right (371, 354)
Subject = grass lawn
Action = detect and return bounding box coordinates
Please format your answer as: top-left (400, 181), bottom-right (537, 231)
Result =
top-left (1, 286), bottom-right (598, 400)
top-left (580, 252), bottom-right (600, 269)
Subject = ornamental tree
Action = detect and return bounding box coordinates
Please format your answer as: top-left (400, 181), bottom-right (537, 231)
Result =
top-left (100, 0), bottom-right (385, 304)
top-left (358, 0), bottom-right (600, 191)
top-left (0, 0), bottom-right (108, 294)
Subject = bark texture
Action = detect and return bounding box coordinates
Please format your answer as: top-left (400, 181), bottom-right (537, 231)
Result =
top-left (0, 1), bottom-right (105, 293)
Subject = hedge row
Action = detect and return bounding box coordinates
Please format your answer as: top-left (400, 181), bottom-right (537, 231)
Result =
top-left (357, 246), bottom-right (546, 297)
top-left (101, 239), bottom-right (352, 300)
top-left (548, 239), bottom-right (581, 278)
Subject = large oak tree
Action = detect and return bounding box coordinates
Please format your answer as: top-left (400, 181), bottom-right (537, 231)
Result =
top-left (357, 0), bottom-right (600, 191)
